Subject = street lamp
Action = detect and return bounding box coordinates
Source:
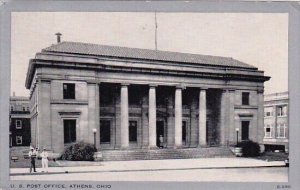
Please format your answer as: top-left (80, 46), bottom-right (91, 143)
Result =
top-left (93, 128), bottom-right (97, 149)
top-left (235, 128), bottom-right (239, 145)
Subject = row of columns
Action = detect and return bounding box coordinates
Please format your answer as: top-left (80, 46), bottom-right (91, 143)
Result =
top-left (119, 84), bottom-right (207, 149)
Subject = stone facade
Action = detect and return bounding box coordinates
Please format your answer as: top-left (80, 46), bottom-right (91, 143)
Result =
top-left (25, 42), bottom-right (270, 154)
top-left (263, 92), bottom-right (289, 152)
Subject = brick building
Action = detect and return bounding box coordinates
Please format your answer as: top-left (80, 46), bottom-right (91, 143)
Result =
top-left (9, 95), bottom-right (31, 147)
top-left (263, 92), bottom-right (289, 152)
top-left (25, 41), bottom-right (270, 154)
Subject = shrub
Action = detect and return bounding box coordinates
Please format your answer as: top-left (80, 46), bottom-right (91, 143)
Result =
top-left (60, 141), bottom-right (97, 161)
top-left (236, 140), bottom-right (260, 157)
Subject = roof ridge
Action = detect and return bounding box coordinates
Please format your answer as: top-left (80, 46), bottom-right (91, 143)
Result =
top-left (45, 41), bottom-right (234, 60)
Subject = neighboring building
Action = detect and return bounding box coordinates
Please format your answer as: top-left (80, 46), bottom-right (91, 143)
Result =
top-left (263, 92), bottom-right (289, 152)
top-left (9, 95), bottom-right (31, 147)
top-left (25, 41), bottom-right (270, 154)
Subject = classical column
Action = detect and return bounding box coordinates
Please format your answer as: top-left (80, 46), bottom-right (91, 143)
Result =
top-left (198, 88), bottom-right (207, 147)
top-left (174, 86), bottom-right (182, 147)
top-left (228, 89), bottom-right (236, 144)
top-left (220, 89), bottom-right (228, 146)
top-left (120, 84), bottom-right (129, 148)
top-left (148, 85), bottom-right (157, 148)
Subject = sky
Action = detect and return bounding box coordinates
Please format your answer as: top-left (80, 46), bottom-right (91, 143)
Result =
top-left (11, 12), bottom-right (288, 97)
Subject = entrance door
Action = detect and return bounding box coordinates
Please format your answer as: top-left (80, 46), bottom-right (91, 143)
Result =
top-left (100, 120), bottom-right (111, 144)
top-left (241, 121), bottom-right (250, 141)
top-left (156, 121), bottom-right (164, 147)
top-left (64, 119), bottom-right (76, 143)
top-left (129, 120), bottom-right (137, 143)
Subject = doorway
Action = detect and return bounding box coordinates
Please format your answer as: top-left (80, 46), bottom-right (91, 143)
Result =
top-left (156, 120), bottom-right (164, 147)
top-left (64, 119), bottom-right (76, 144)
top-left (241, 121), bottom-right (250, 141)
top-left (100, 120), bottom-right (111, 144)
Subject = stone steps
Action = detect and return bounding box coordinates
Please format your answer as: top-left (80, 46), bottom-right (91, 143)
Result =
top-left (99, 147), bottom-right (234, 161)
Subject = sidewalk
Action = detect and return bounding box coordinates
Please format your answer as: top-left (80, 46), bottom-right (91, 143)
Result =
top-left (10, 157), bottom-right (285, 176)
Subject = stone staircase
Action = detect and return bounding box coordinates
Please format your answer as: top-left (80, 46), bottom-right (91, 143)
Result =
top-left (98, 147), bottom-right (235, 161)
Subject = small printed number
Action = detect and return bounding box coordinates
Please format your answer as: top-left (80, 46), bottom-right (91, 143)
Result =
top-left (277, 185), bottom-right (291, 189)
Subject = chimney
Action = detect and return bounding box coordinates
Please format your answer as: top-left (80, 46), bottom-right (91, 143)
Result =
top-left (55, 32), bottom-right (62, 43)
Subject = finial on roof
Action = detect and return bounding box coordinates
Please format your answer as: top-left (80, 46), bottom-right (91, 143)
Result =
top-left (55, 33), bottom-right (62, 43)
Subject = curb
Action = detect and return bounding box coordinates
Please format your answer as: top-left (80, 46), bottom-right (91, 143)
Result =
top-left (10, 164), bottom-right (286, 176)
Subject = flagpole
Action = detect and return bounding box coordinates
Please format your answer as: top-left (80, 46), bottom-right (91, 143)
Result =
top-left (155, 11), bottom-right (158, 51)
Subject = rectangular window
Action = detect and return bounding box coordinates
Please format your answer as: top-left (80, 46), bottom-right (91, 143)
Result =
top-left (129, 120), bottom-right (137, 142)
top-left (16, 120), bottom-right (22, 129)
top-left (264, 125), bottom-right (272, 138)
top-left (264, 107), bottom-right (273, 117)
top-left (242, 92), bottom-right (250, 105)
top-left (277, 124), bottom-right (287, 138)
top-left (277, 105), bottom-right (287, 116)
top-left (16, 136), bottom-right (22, 145)
top-left (63, 83), bottom-right (75, 99)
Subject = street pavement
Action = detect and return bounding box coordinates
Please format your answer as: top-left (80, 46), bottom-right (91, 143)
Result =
top-left (10, 157), bottom-right (285, 175)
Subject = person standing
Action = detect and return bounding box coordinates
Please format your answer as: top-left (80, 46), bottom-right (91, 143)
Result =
top-left (28, 147), bottom-right (37, 173)
top-left (159, 135), bottom-right (164, 149)
top-left (41, 148), bottom-right (49, 172)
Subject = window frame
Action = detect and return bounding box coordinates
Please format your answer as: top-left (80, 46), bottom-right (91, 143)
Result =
top-left (16, 136), bottom-right (22, 145)
top-left (264, 107), bottom-right (273, 117)
top-left (277, 105), bottom-right (287, 117)
top-left (63, 83), bottom-right (76, 100)
top-left (264, 124), bottom-right (272, 138)
top-left (277, 123), bottom-right (287, 138)
top-left (242, 92), bottom-right (250, 105)
top-left (15, 120), bottom-right (22, 129)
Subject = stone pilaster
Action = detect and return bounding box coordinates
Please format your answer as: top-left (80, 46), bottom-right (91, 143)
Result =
top-left (174, 87), bottom-right (182, 148)
top-left (257, 89), bottom-right (264, 144)
top-left (148, 85), bottom-right (157, 148)
top-left (120, 84), bottom-right (129, 149)
top-left (37, 79), bottom-right (52, 150)
top-left (198, 88), bottom-right (207, 147)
